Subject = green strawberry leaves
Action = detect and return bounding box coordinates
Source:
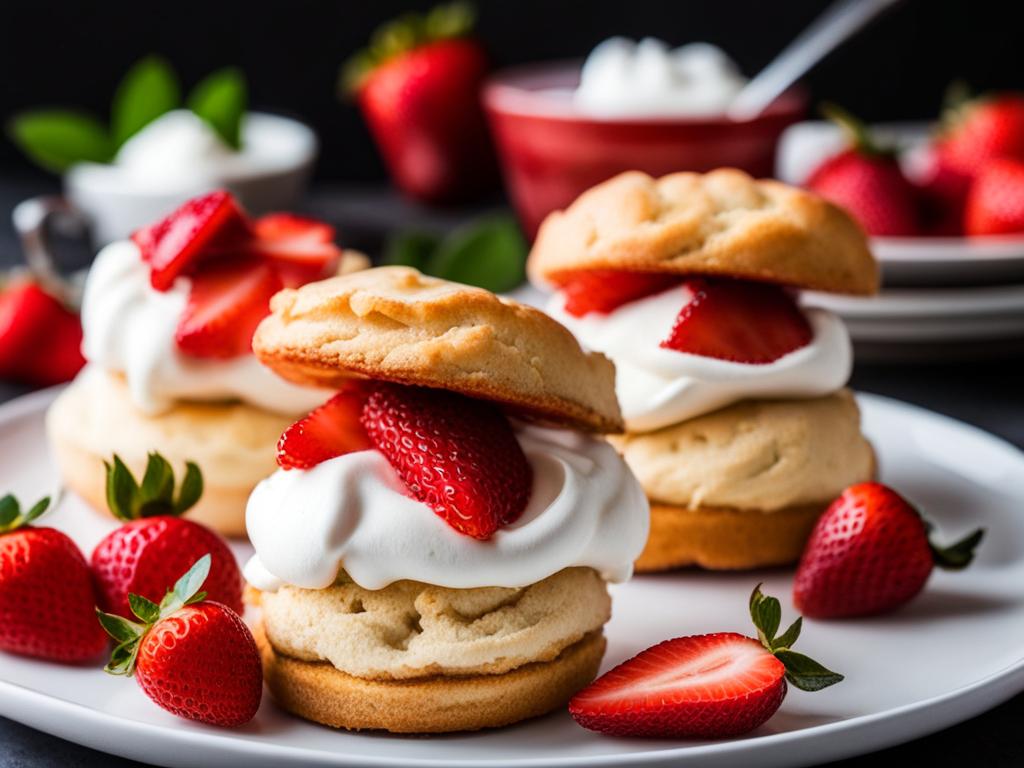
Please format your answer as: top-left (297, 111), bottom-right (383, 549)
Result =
top-left (8, 57), bottom-right (247, 174)
top-left (930, 527), bottom-right (985, 570)
top-left (383, 214), bottom-right (526, 292)
top-left (0, 494), bottom-right (51, 533)
top-left (104, 452), bottom-right (203, 522)
top-left (749, 584), bottom-right (843, 693)
top-left (97, 554), bottom-right (212, 676)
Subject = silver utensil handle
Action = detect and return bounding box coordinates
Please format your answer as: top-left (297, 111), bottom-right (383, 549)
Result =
top-left (12, 195), bottom-right (90, 305)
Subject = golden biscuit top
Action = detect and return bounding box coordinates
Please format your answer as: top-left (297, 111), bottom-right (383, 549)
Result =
top-left (254, 266), bottom-right (623, 433)
top-left (528, 169), bottom-right (878, 295)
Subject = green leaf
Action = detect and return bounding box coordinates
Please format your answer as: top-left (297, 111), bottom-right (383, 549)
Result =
top-left (174, 462), bottom-right (204, 515)
top-left (23, 496), bottom-right (51, 525)
top-left (748, 583), bottom-right (781, 647)
top-left (104, 638), bottom-right (142, 676)
top-left (424, 2), bottom-right (475, 39)
top-left (383, 231), bottom-right (442, 270)
top-left (128, 593), bottom-right (161, 625)
top-left (96, 609), bottom-right (144, 644)
top-left (775, 650), bottom-right (844, 692)
top-left (111, 55), bottom-right (181, 148)
top-left (105, 456), bottom-right (140, 521)
top-left (139, 453), bottom-right (175, 506)
top-left (773, 616), bottom-right (803, 651)
top-left (187, 67), bottom-right (247, 150)
top-left (161, 554), bottom-right (211, 613)
top-left (7, 110), bottom-right (113, 173)
top-left (427, 214), bottom-right (526, 292)
top-left (931, 528), bottom-right (985, 571)
top-left (0, 495), bottom-right (18, 527)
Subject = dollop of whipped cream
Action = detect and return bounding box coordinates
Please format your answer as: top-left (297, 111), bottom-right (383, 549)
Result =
top-left (114, 110), bottom-right (235, 187)
top-left (244, 424), bottom-right (650, 592)
top-left (574, 38), bottom-right (747, 117)
top-left (548, 286), bottom-right (852, 433)
top-left (81, 240), bottom-right (330, 416)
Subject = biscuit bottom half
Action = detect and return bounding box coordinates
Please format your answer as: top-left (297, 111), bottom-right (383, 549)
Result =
top-left (250, 567), bottom-right (611, 733)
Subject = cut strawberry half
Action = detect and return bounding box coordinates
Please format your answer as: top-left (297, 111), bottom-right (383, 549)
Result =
top-left (361, 383), bottom-right (532, 540)
top-left (660, 279), bottom-right (812, 364)
top-left (252, 213), bottom-right (335, 244)
top-left (558, 270), bottom-right (680, 317)
top-left (569, 586), bottom-right (843, 739)
top-left (133, 190), bottom-right (251, 292)
top-left (277, 387), bottom-right (373, 470)
top-left (174, 258), bottom-right (283, 359)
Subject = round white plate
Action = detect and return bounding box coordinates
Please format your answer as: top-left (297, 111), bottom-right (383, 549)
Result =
top-left (803, 283), bottom-right (1024, 319)
top-left (2, 388), bottom-right (1024, 768)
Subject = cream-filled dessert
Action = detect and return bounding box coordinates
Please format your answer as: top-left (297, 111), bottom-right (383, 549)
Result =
top-left (528, 169), bottom-right (879, 571)
top-left (47, 190), bottom-right (351, 536)
top-left (243, 266), bottom-right (649, 734)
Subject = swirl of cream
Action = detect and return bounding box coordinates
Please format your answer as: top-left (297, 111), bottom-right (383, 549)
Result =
top-left (243, 424), bottom-right (650, 591)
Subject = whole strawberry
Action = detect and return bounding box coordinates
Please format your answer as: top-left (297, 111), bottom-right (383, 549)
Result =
top-left (794, 483), bottom-right (984, 619)
top-left (570, 585), bottom-right (842, 739)
top-left (936, 90), bottom-right (1024, 177)
top-left (806, 105), bottom-right (921, 236)
top-left (0, 494), bottom-right (107, 661)
top-left (97, 555), bottom-right (262, 727)
top-left (91, 453), bottom-right (242, 617)
top-left (0, 278), bottom-right (86, 386)
top-left (342, 2), bottom-right (498, 203)
top-left (964, 158), bottom-right (1024, 236)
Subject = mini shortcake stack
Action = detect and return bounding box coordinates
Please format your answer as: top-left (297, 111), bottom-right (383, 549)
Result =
top-left (530, 169), bottom-right (878, 571)
top-left (243, 266), bottom-right (649, 733)
top-left (47, 190), bottom-right (364, 536)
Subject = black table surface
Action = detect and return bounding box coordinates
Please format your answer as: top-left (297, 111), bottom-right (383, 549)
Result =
top-left (1, 180), bottom-right (1023, 767)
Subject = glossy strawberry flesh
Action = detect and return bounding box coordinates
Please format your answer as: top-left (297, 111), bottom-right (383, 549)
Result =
top-left (0, 527), bottom-right (108, 661)
top-left (91, 516), bottom-right (243, 617)
top-left (133, 190), bottom-right (251, 292)
top-left (277, 388), bottom-right (374, 470)
top-left (136, 602), bottom-right (262, 727)
top-left (361, 384), bottom-right (533, 540)
top-left (660, 278), bottom-right (812, 364)
top-left (558, 270), bottom-right (680, 317)
top-left (794, 482), bottom-right (934, 618)
top-left (570, 633), bottom-right (786, 739)
top-left (175, 257), bottom-right (283, 359)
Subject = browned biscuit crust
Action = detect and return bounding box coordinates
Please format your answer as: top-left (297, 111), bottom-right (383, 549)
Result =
top-left (253, 267), bottom-right (623, 433)
top-left (528, 169), bottom-right (878, 295)
top-left (255, 623), bottom-right (605, 733)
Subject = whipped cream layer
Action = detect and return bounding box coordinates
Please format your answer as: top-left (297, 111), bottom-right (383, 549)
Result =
top-left (548, 286), bottom-right (852, 433)
top-left (81, 240), bottom-right (330, 416)
top-left (244, 424), bottom-right (650, 592)
top-left (574, 38), bottom-right (747, 118)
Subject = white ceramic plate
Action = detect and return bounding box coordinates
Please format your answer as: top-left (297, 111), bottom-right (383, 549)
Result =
top-left (803, 283), bottom-right (1024, 320)
top-left (2, 388), bottom-right (1024, 768)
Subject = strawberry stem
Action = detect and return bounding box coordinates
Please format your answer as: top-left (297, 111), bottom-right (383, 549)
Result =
top-left (930, 527), bottom-right (985, 570)
top-left (0, 494), bottom-right (50, 534)
top-left (103, 452), bottom-right (203, 521)
top-left (821, 102), bottom-right (892, 158)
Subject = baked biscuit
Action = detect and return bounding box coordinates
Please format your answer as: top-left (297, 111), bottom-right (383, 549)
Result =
top-left (528, 169), bottom-right (878, 295)
top-left (253, 266), bottom-right (623, 433)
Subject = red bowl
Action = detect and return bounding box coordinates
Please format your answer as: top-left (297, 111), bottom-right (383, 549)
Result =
top-left (483, 62), bottom-right (807, 239)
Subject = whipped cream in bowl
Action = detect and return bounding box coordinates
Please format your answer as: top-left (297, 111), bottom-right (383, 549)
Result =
top-left (81, 239), bottom-right (330, 417)
top-left (244, 423), bottom-right (650, 592)
top-left (548, 284), bottom-right (853, 433)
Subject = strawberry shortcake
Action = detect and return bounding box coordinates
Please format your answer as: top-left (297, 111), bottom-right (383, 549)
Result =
top-left (242, 266), bottom-right (649, 733)
top-left (46, 191), bottom-right (365, 536)
top-left (529, 169), bottom-right (878, 571)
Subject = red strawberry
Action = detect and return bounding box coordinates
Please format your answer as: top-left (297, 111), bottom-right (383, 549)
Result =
top-left (98, 555), bottom-right (262, 727)
top-left (915, 153), bottom-right (972, 236)
top-left (277, 387), bottom-right (374, 470)
top-left (343, 3), bottom-right (498, 203)
top-left (0, 495), bottom-right (107, 662)
top-left (794, 483), bottom-right (984, 619)
top-left (557, 270), bottom-right (680, 317)
top-left (660, 278), bottom-right (812, 364)
top-left (964, 158), bottom-right (1024, 236)
top-left (570, 586), bottom-right (842, 739)
top-left (361, 383), bottom-right (532, 540)
top-left (242, 214), bottom-right (342, 287)
top-left (805, 106), bottom-right (921, 236)
top-left (175, 257), bottom-right (283, 359)
top-left (132, 190), bottom-right (250, 292)
top-left (936, 92), bottom-right (1024, 177)
top-left (0, 279), bottom-right (86, 386)
top-left (252, 213), bottom-right (335, 244)
top-left (91, 453), bottom-right (242, 617)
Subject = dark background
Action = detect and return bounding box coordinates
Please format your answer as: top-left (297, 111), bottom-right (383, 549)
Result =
top-left (1, 0), bottom-right (1023, 185)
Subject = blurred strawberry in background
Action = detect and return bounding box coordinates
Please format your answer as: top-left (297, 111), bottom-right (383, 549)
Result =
top-left (0, 278), bottom-right (85, 387)
top-left (341, 2), bottom-right (498, 205)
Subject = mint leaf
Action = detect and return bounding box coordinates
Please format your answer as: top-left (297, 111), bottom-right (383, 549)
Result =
top-left (384, 231), bottom-right (442, 270)
top-left (111, 55), bottom-right (181, 148)
top-left (427, 214), bottom-right (526, 292)
top-left (7, 110), bottom-right (113, 173)
top-left (188, 67), bottom-right (247, 150)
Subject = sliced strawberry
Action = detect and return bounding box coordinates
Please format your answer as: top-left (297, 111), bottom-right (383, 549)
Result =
top-left (557, 270), bottom-right (680, 317)
top-left (133, 190), bottom-right (251, 292)
top-left (660, 279), bottom-right (812, 364)
top-left (174, 258), bottom-right (282, 359)
top-left (277, 388), bottom-right (373, 470)
top-left (360, 383), bottom-right (532, 540)
top-left (252, 213), bottom-right (335, 244)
